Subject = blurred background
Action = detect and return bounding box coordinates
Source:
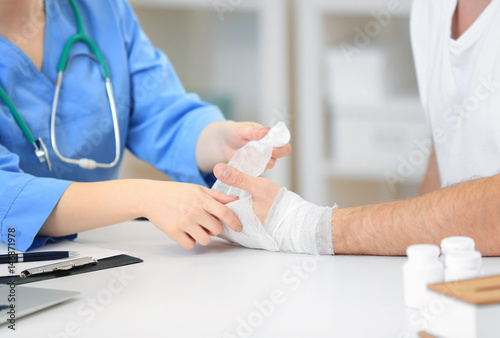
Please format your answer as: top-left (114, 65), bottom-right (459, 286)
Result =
top-left (120, 0), bottom-right (431, 208)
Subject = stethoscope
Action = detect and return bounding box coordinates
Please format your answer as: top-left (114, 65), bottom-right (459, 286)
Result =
top-left (0, 0), bottom-right (120, 171)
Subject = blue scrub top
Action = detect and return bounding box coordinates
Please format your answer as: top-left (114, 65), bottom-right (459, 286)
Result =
top-left (0, 0), bottom-right (225, 251)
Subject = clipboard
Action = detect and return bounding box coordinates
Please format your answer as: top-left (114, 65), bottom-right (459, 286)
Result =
top-left (0, 254), bottom-right (143, 285)
top-left (20, 256), bottom-right (99, 278)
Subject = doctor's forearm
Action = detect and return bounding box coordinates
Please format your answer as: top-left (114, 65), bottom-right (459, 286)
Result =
top-left (333, 174), bottom-right (500, 256)
top-left (39, 179), bottom-right (242, 250)
top-left (39, 180), bottom-right (145, 237)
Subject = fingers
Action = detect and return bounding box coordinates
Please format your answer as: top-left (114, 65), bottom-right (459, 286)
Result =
top-left (203, 188), bottom-right (243, 232)
top-left (205, 189), bottom-right (239, 204)
top-left (266, 158), bottom-right (277, 170)
top-left (272, 144), bottom-right (292, 160)
top-left (214, 162), bottom-right (281, 195)
top-left (149, 181), bottom-right (244, 250)
top-left (198, 213), bottom-right (224, 236)
top-left (187, 224), bottom-right (212, 246)
top-left (231, 123), bottom-right (292, 169)
top-left (168, 230), bottom-right (196, 250)
top-left (237, 122), bottom-right (270, 141)
top-left (266, 144), bottom-right (292, 169)
top-left (165, 211), bottom-right (231, 249)
top-left (214, 163), bottom-right (256, 194)
top-left (164, 212), bottom-right (230, 249)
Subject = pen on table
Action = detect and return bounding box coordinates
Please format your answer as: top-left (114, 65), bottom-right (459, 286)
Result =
top-left (0, 251), bottom-right (79, 264)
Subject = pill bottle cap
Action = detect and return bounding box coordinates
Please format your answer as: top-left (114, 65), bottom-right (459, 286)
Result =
top-left (441, 236), bottom-right (475, 254)
top-left (445, 250), bottom-right (482, 269)
top-left (406, 244), bottom-right (440, 263)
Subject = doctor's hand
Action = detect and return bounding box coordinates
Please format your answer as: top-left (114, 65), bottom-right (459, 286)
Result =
top-left (213, 163), bottom-right (281, 224)
top-left (140, 181), bottom-right (243, 250)
top-left (196, 121), bottom-right (292, 173)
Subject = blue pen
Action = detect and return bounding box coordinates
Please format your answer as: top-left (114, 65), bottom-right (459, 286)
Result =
top-left (0, 251), bottom-right (78, 264)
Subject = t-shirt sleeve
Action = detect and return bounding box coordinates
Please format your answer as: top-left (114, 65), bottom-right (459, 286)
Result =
top-left (111, 0), bottom-right (225, 187)
top-left (0, 144), bottom-right (76, 252)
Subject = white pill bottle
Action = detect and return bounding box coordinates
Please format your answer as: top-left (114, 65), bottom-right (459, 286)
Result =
top-left (403, 244), bottom-right (444, 309)
top-left (444, 250), bottom-right (482, 282)
top-left (440, 236), bottom-right (482, 282)
top-left (440, 236), bottom-right (475, 262)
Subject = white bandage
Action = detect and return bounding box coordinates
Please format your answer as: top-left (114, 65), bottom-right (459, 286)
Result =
top-left (264, 188), bottom-right (335, 255)
top-left (212, 122), bottom-right (335, 255)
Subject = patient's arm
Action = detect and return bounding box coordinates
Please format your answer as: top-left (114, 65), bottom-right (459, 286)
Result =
top-left (335, 175), bottom-right (500, 256)
top-left (214, 164), bottom-right (500, 256)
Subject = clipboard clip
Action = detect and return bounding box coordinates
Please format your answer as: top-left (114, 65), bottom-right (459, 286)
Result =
top-left (20, 256), bottom-right (98, 278)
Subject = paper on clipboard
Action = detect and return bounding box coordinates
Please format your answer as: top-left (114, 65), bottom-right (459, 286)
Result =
top-left (0, 241), bottom-right (126, 278)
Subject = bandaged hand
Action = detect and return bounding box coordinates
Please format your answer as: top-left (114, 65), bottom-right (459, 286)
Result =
top-left (211, 122), bottom-right (334, 255)
top-left (212, 167), bottom-right (335, 255)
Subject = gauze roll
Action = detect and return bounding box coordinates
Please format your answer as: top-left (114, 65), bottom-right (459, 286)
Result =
top-left (212, 122), bottom-right (336, 255)
top-left (212, 121), bottom-right (291, 197)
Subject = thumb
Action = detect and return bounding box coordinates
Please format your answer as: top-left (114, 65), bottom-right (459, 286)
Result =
top-left (214, 163), bottom-right (254, 193)
top-left (238, 122), bottom-right (270, 141)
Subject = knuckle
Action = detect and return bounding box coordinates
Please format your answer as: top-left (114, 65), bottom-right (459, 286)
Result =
top-left (163, 226), bottom-right (177, 238)
top-left (201, 196), bottom-right (214, 209)
top-left (184, 207), bottom-right (201, 220)
top-left (180, 204), bottom-right (192, 216)
top-left (231, 173), bottom-right (245, 187)
top-left (194, 195), bottom-right (206, 206)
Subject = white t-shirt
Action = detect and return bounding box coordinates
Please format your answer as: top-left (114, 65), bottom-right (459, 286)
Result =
top-left (410, 0), bottom-right (500, 187)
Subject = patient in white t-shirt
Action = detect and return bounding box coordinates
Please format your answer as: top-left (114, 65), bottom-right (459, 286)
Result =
top-left (212, 0), bottom-right (500, 257)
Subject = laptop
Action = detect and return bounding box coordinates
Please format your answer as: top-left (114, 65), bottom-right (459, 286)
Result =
top-left (0, 284), bottom-right (79, 325)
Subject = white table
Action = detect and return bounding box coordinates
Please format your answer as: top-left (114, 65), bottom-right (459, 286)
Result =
top-left (2, 221), bottom-right (500, 338)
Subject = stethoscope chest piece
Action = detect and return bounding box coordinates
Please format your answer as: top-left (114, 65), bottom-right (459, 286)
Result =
top-left (33, 137), bottom-right (52, 171)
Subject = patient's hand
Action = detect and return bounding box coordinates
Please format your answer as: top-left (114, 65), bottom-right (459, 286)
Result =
top-left (213, 163), bottom-right (335, 255)
top-left (213, 163), bottom-right (281, 224)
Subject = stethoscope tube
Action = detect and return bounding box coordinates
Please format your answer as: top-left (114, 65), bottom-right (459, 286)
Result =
top-left (50, 71), bottom-right (121, 170)
top-left (0, 0), bottom-right (121, 171)
top-left (48, 0), bottom-right (121, 170)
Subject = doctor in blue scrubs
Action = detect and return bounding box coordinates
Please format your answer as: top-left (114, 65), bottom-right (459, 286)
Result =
top-left (0, 0), bottom-right (291, 252)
